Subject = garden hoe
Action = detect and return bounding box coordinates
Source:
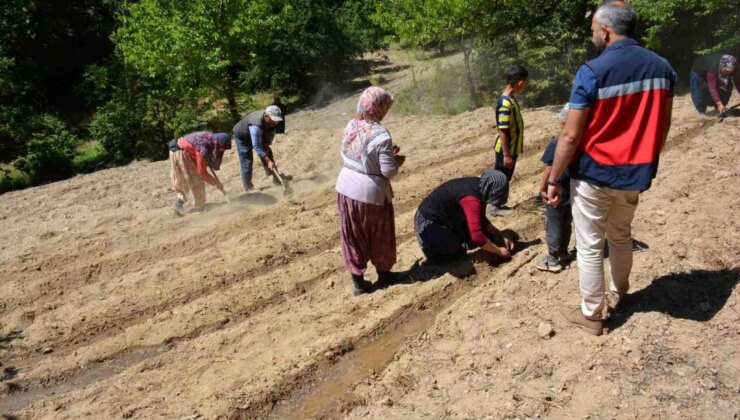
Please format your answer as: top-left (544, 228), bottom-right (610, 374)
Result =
top-left (209, 167), bottom-right (231, 203)
top-left (272, 166), bottom-right (294, 196)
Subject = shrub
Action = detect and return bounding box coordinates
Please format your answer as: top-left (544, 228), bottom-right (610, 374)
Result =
top-left (0, 164), bottom-right (30, 194)
top-left (15, 116), bottom-right (79, 184)
top-left (89, 100), bottom-right (143, 164)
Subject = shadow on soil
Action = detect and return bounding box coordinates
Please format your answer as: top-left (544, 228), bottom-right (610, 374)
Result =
top-left (202, 192), bottom-right (278, 212)
top-left (0, 331), bottom-right (23, 350)
top-left (374, 232), bottom-right (540, 291)
top-left (235, 192), bottom-right (278, 206)
top-left (609, 268), bottom-right (739, 331)
top-left (0, 368), bottom-right (18, 382)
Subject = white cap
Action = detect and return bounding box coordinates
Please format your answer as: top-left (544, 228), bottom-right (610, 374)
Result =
top-left (265, 105), bottom-right (283, 122)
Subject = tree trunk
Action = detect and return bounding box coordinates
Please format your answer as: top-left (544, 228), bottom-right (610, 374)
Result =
top-left (218, 3), bottom-right (240, 125)
top-left (462, 42), bottom-right (478, 107)
top-left (224, 66), bottom-right (240, 124)
top-left (154, 102), bottom-right (169, 159)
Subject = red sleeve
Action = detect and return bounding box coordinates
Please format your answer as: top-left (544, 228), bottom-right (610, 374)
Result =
top-left (179, 140), bottom-right (216, 185)
top-left (195, 154), bottom-right (217, 185)
top-left (706, 72), bottom-right (722, 104)
top-left (459, 196), bottom-right (488, 247)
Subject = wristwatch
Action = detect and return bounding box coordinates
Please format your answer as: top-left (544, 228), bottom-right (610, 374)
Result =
top-left (547, 180), bottom-right (560, 187)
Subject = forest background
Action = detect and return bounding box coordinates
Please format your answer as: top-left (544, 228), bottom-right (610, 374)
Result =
top-left (0, 0), bottom-right (737, 193)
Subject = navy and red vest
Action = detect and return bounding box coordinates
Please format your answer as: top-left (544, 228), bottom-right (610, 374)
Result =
top-left (572, 39), bottom-right (676, 191)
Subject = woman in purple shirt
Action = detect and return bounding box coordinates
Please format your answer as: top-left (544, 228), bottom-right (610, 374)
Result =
top-left (336, 87), bottom-right (406, 295)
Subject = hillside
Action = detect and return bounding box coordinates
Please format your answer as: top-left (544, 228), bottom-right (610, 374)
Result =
top-left (0, 54), bottom-right (738, 419)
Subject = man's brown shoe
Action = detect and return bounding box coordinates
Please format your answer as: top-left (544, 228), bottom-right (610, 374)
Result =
top-left (558, 305), bottom-right (603, 336)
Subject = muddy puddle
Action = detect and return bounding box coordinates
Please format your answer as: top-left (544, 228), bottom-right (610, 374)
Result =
top-left (272, 311), bottom-right (436, 419)
top-left (0, 344), bottom-right (168, 414)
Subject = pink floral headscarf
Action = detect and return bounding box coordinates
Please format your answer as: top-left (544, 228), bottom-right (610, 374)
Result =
top-left (354, 86), bottom-right (394, 122)
top-left (341, 87), bottom-right (394, 164)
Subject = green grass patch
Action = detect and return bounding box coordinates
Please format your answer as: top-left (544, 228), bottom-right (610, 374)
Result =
top-left (394, 62), bottom-right (477, 116)
top-left (73, 141), bottom-right (109, 173)
top-left (0, 164), bottom-right (31, 194)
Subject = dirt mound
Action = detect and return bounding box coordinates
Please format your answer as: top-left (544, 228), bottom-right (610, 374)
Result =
top-left (0, 54), bottom-right (738, 419)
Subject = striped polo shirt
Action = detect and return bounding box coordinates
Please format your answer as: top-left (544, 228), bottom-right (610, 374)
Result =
top-left (493, 95), bottom-right (524, 157)
top-left (568, 38), bottom-right (676, 191)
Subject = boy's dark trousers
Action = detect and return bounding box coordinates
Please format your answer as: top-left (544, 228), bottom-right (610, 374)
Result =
top-left (494, 150), bottom-right (518, 182)
top-left (545, 203), bottom-right (572, 258)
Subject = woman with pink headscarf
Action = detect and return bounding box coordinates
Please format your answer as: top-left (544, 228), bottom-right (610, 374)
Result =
top-left (336, 87), bottom-right (406, 295)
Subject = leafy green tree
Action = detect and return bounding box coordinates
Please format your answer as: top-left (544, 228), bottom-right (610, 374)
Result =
top-left (630, 0), bottom-right (739, 79)
top-left (373, 0), bottom-right (569, 105)
top-left (373, 0), bottom-right (486, 103)
top-left (476, 0), bottom-right (592, 106)
top-left (115, 0), bottom-right (256, 123)
top-left (1, 0), bottom-right (116, 168)
top-left (0, 0), bottom-right (39, 161)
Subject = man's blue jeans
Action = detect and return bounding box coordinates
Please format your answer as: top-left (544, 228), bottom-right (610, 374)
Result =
top-left (234, 136), bottom-right (255, 190)
top-left (545, 202), bottom-right (572, 258)
top-left (234, 136), bottom-right (273, 191)
top-left (690, 71), bottom-right (710, 114)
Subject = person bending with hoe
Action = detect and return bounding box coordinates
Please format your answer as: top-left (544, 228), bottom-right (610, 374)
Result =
top-left (169, 131), bottom-right (231, 216)
top-left (232, 105), bottom-right (291, 192)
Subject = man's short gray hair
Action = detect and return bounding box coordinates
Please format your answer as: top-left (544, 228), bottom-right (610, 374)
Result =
top-left (595, 3), bottom-right (637, 37)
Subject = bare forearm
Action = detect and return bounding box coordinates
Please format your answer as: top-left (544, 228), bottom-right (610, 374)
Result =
top-left (539, 167), bottom-right (552, 193)
top-left (549, 108), bottom-right (590, 183)
top-left (480, 240), bottom-right (501, 254)
top-left (549, 137), bottom-right (578, 182)
top-left (485, 222), bottom-right (504, 243)
top-left (499, 131), bottom-right (512, 156)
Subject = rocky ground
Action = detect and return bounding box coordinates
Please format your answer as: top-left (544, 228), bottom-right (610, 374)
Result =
top-left (0, 53), bottom-right (737, 419)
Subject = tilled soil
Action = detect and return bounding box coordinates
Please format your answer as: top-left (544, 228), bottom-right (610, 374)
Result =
top-left (0, 55), bottom-right (738, 419)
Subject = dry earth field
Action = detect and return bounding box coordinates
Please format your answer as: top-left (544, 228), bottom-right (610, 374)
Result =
top-left (0, 54), bottom-right (738, 419)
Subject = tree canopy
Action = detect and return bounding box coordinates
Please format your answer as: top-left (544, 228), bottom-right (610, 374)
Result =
top-left (0, 0), bottom-right (738, 193)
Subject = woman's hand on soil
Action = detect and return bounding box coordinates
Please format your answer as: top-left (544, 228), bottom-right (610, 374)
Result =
top-left (504, 237), bottom-right (515, 252)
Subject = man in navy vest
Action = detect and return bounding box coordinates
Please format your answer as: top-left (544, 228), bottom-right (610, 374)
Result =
top-left (546, 2), bottom-right (676, 335)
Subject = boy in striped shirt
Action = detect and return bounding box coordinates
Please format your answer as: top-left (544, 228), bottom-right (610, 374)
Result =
top-left (490, 65), bottom-right (528, 217)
